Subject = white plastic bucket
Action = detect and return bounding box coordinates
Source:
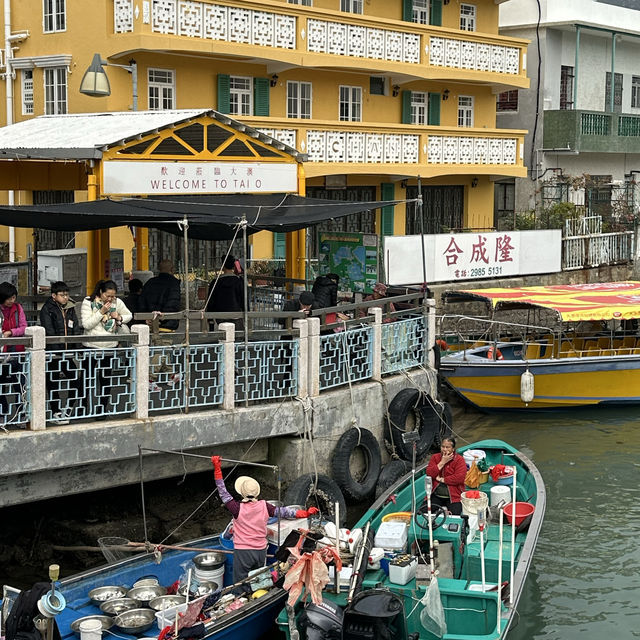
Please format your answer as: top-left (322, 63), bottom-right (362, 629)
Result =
top-left (460, 491), bottom-right (488, 517)
top-left (194, 564), bottom-right (224, 585)
top-left (463, 449), bottom-right (486, 469)
top-left (490, 485), bottom-right (511, 507)
top-left (79, 619), bottom-right (102, 640)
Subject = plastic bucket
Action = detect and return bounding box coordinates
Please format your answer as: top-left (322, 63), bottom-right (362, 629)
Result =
top-left (490, 485), bottom-right (511, 507)
top-left (463, 449), bottom-right (486, 469)
top-left (504, 502), bottom-right (535, 525)
top-left (79, 619), bottom-right (102, 640)
top-left (460, 491), bottom-right (488, 517)
top-left (194, 564), bottom-right (224, 585)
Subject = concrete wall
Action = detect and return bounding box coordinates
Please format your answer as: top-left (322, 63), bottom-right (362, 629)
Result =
top-left (0, 369), bottom-right (434, 507)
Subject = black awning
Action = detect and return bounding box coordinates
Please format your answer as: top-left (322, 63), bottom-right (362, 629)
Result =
top-left (0, 194), bottom-right (407, 240)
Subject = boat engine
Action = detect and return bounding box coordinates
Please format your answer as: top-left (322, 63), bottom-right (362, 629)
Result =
top-left (341, 589), bottom-right (411, 640)
top-left (298, 599), bottom-right (343, 640)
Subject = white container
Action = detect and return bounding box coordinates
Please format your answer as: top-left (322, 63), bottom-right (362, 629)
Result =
top-left (194, 564), bottom-right (224, 586)
top-left (389, 556), bottom-right (417, 585)
top-left (367, 547), bottom-right (385, 570)
top-left (374, 521), bottom-right (408, 551)
top-left (461, 491), bottom-right (488, 517)
top-left (155, 603), bottom-right (188, 629)
top-left (79, 619), bottom-right (102, 640)
top-left (463, 449), bottom-right (486, 469)
top-left (490, 485), bottom-right (511, 507)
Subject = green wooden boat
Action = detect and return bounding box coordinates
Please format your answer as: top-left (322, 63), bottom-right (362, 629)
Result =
top-left (276, 439), bottom-right (545, 640)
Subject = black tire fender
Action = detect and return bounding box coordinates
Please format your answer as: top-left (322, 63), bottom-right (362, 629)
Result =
top-left (284, 473), bottom-right (347, 526)
top-left (435, 401), bottom-right (453, 448)
top-left (387, 388), bottom-right (439, 461)
top-left (375, 459), bottom-right (411, 499)
top-left (331, 428), bottom-right (382, 502)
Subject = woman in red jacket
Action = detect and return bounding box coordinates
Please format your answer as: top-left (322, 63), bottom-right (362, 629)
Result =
top-left (426, 437), bottom-right (467, 515)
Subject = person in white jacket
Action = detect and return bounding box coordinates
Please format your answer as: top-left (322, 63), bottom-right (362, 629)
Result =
top-left (80, 280), bottom-right (132, 417)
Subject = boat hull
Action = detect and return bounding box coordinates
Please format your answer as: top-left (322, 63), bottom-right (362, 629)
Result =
top-left (440, 354), bottom-right (640, 410)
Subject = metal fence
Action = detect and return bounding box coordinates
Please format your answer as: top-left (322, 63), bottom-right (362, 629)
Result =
top-left (319, 325), bottom-right (373, 391)
top-left (562, 231), bottom-right (634, 270)
top-left (381, 316), bottom-right (426, 375)
top-left (0, 351), bottom-right (30, 430)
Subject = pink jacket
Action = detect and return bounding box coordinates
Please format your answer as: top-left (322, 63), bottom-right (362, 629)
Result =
top-left (2, 303), bottom-right (27, 352)
top-left (426, 452), bottom-right (467, 503)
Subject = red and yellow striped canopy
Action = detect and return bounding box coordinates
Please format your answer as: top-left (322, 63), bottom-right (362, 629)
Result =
top-left (455, 281), bottom-right (640, 322)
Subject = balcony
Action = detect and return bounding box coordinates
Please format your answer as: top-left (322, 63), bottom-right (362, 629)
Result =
top-left (112, 0), bottom-right (529, 88)
top-left (245, 117), bottom-right (526, 177)
top-left (544, 110), bottom-right (640, 154)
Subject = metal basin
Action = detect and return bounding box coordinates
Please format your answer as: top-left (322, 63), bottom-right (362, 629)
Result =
top-left (88, 586), bottom-right (128, 605)
top-left (149, 595), bottom-right (186, 611)
top-left (126, 585), bottom-right (167, 606)
top-left (114, 608), bottom-right (156, 635)
top-left (177, 580), bottom-right (217, 598)
top-left (99, 597), bottom-right (139, 617)
top-left (71, 616), bottom-right (114, 635)
top-left (192, 551), bottom-right (225, 570)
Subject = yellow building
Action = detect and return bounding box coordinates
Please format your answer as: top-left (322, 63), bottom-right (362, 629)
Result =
top-left (0, 0), bottom-right (528, 277)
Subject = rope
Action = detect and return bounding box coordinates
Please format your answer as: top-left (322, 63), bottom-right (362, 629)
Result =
top-left (295, 395), bottom-right (319, 488)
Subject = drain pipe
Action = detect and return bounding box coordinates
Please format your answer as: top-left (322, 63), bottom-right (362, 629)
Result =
top-left (4, 0), bottom-right (15, 260)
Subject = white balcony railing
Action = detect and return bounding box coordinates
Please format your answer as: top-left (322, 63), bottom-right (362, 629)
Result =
top-left (258, 128), bottom-right (520, 166)
top-left (113, 0), bottom-right (523, 76)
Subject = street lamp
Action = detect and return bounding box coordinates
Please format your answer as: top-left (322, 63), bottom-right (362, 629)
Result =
top-left (79, 53), bottom-right (138, 110)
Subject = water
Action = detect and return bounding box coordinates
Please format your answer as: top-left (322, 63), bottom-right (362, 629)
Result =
top-left (461, 407), bottom-right (640, 639)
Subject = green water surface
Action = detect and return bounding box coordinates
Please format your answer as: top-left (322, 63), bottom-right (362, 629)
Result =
top-left (463, 408), bottom-right (640, 639)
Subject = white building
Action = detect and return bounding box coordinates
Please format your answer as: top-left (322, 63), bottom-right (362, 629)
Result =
top-left (497, 0), bottom-right (640, 227)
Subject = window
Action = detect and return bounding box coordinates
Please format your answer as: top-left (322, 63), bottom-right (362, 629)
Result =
top-left (497, 90), bottom-right (518, 112)
top-left (560, 65), bottom-right (574, 110)
top-left (44, 67), bottom-right (67, 115)
top-left (605, 71), bottom-right (623, 113)
top-left (341, 0), bottom-right (363, 14)
top-left (229, 76), bottom-right (252, 116)
top-left (411, 92), bottom-right (428, 124)
top-left (412, 0), bottom-right (429, 24)
top-left (287, 81), bottom-right (312, 119)
top-left (43, 0), bottom-right (65, 32)
top-left (632, 76), bottom-right (640, 108)
top-left (148, 69), bottom-right (175, 110)
top-left (458, 96), bottom-right (474, 127)
top-left (339, 86), bottom-right (362, 121)
top-left (22, 70), bottom-right (34, 115)
top-left (369, 77), bottom-right (385, 96)
top-left (288, 0), bottom-right (312, 4)
top-left (460, 4), bottom-right (476, 31)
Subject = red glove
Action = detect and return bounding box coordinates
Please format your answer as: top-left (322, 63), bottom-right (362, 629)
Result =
top-left (211, 455), bottom-right (222, 480)
top-left (295, 507), bottom-right (319, 518)
top-left (307, 507), bottom-right (319, 515)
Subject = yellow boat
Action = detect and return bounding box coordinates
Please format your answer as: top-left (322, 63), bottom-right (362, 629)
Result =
top-left (440, 281), bottom-right (640, 410)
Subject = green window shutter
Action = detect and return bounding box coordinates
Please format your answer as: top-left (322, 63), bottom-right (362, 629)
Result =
top-left (402, 0), bottom-right (413, 22)
top-left (380, 183), bottom-right (395, 236)
top-left (273, 232), bottom-right (286, 260)
top-left (401, 91), bottom-right (412, 124)
top-left (428, 92), bottom-right (441, 126)
top-left (430, 0), bottom-right (442, 26)
top-left (254, 77), bottom-right (270, 116)
top-left (217, 74), bottom-right (230, 114)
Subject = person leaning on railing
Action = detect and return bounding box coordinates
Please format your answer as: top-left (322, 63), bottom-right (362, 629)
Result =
top-left (80, 280), bottom-right (132, 418)
top-left (0, 281), bottom-right (27, 426)
top-left (358, 282), bottom-right (396, 322)
top-left (39, 280), bottom-right (83, 425)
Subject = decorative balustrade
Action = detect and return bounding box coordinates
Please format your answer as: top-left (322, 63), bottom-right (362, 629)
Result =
top-left (429, 37), bottom-right (520, 75)
top-left (258, 126), bottom-right (521, 166)
top-left (113, 0), bottom-right (525, 77)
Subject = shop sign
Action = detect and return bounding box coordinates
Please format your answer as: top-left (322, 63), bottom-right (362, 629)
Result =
top-left (384, 230), bottom-right (561, 284)
top-left (102, 161), bottom-right (298, 195)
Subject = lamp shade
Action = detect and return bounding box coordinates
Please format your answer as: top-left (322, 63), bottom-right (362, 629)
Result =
top-left (79, 53), bottom-right (111, 97)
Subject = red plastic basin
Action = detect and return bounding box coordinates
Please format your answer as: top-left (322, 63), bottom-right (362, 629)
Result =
top-left (503, 501), bottom-right (535, 525)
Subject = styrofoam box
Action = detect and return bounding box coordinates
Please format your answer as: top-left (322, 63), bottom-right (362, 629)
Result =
top-left (266, 518), bottom-right (308, 545)
top-left (374, 521), bottom-right (408, 551)
top-left (389, 556), bottom-right (417, 586)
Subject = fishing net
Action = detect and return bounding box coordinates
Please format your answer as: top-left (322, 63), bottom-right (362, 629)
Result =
top-left (98, 537), bottom-right (131, 563)
top-left (419, 576), bottom-right (447, 638)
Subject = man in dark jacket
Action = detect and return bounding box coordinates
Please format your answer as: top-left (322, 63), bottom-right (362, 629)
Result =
top-left (312, 273), bottom-right (339, 309)
top-left (123, 278), bottom-right (144, 326)
top-left (139, 260), bottom-right (181, 330)
top-left (39, 281), bottom-right (82, 425)
top-left (206, 255), bottom-right (245, 330)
